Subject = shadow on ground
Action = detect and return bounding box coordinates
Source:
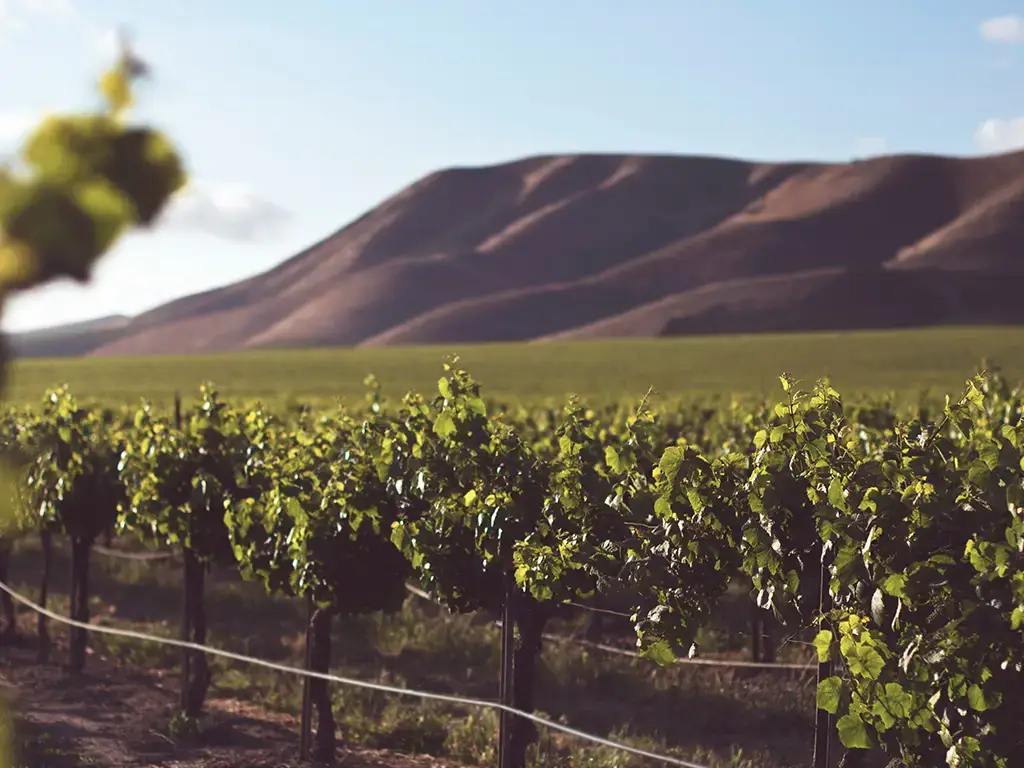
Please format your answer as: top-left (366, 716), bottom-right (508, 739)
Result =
top-left (4, 536), bottom-right (876, 767)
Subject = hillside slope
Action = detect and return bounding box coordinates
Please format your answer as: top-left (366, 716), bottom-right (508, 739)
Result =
top-left (13, 149), bottom-right (1024, 358)
top-left (8, 315), bottom-right (131, 358)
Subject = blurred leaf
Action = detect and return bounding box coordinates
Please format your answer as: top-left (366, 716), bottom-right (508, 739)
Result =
top-left (99, 65), bottom-right (133, 117)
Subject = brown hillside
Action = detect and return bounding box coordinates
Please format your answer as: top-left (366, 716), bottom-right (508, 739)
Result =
top-left (540, 268), bottom-right (1024, 341)
top-left (14, 149), bottom-right (1024, 358)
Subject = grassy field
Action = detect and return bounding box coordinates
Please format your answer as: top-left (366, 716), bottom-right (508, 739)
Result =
top-left (7, 326), bottom-right (1024, 407)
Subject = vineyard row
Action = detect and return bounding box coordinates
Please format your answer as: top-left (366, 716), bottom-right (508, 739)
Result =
top-left (0, 363), bottom-right (1021, 768)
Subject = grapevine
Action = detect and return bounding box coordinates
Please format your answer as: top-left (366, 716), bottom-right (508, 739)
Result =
top-left (18, 387), bottom-right (125, 672)
top-left (226, 400), bottom-right (411, 761)
top-left (118, 385), bottom-right (254, 716)
top-left (0, 354), bottom-right (1021, 768)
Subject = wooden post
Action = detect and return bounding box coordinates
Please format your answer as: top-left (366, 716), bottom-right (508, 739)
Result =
top-left (751, 600), bottom-right (763, 663)
top-left (174, 393), bottom-right (191, 715)
top-left (299, 594), bottom-right (314, 761)
top-left (0, 537), bottom-right (12, 657)
top-left (497, 569), bottom-right (515, 768)
top-left (813, 543), bottom-right (834, 768)
top-left (37, 531), bottom-right (52, 663)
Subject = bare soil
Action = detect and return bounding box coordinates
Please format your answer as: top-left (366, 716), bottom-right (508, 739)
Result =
top-left (2, 637), bottom-right (462, 768)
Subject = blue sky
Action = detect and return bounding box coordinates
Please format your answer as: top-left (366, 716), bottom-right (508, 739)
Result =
top-left (1, 0), bottom-right (1022, 331)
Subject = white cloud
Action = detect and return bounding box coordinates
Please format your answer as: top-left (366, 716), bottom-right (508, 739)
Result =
top-left (853, 136), bottom-right (887, 158)
top-left (974, 117), bottom-right (1024, 153)
top-left (158, 181), bottom-right (291, 243)
top-left (0, 108), bottom-right (37, 147)
top-left (90, 26), bottom-right (119, 58)
top-left (81, 23), bottom-right (136, 62)
top-left (980, 15), bottom-right (1024, 43)
top-left (0, 111), bottom-right (290, 243)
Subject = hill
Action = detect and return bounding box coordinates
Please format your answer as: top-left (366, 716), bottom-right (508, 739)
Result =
top-left (11, 150), bottom-right (1024, 357)
top-left (8, 315), bottom-right (131, 358)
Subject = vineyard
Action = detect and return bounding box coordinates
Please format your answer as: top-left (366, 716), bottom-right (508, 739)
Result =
top-left (0, 361), bottom-right (1020, 768)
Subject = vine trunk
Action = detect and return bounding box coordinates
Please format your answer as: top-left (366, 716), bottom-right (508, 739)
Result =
top-left (67, 536), bottom-right (92, 673)
top-left (0, 538), bottom-right (14, 642)
top-left (308, 606), bottom-right (335, 762)
top-left (508, 596), bottom-right (550, 768)
top-left (37, 531), bottom-right (51, 662)
top-left (181, 546), bottom-right (211, 717)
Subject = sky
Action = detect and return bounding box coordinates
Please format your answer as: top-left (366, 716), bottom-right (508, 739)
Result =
top-left (0, 0), bottom-right (1023, 332)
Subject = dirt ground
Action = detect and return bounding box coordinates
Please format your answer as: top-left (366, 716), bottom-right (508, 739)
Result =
top-left (1, 636), bottom-right (464, 768)
top-left (0, 537), bottom-right (833, 768)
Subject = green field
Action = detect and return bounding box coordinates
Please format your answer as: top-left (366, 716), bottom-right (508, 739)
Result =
top-left (8, 326), bottom-right (1024, 407)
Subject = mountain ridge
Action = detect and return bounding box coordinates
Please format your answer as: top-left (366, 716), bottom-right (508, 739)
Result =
top-left (10, 149), bottom-right (1024, 358)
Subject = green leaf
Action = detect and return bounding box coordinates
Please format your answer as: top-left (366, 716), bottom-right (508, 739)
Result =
top-left (657, 446), bottom-right (685, 484)
top-left (72, 178), bottom-right (132, 254)
top-left (828, 477), bottom-right (848, 511)
top-left (1011, 607), bottom-right (1024, 631)
top-left (604, 445), bottom-right (622, 473)
top-left (653, 495), bottom-right (672, 519)
top-left (813, 630), bottom-right (833, 663)
top-left (966, 684), bottom-right (993, 712)
top-left (99, 65), bottom-right (133, 116)
top-left (685, 487), bottom-right (705, 514)
top-left (967, 459), bottom-right (990, 486)
top-left (816, 676), bottom-right (843, 715)
top-left (836, 713), bottom-right (871, 749)
top-left (514, 563), bottom-right (529, 585)
top-left (878, 681), bottom-right (913, 720)
top-left (881, 574), bottom-right (907, 599)
top-left (390, 524), bottom-right (404, 551)
top-left (20, 114), bottom-right (112, 182)
top-left (963, 380), bottom-right (985, 410)
top-left (641, 639), bottom-right (676, 667)
top-left (433, 411), bottom-right (455, 439)
top-left (845, 643), bottom-right (885, 680)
